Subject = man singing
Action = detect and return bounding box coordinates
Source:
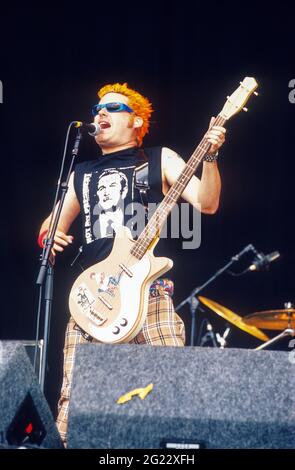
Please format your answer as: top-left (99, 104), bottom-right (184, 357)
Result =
top-left (38, 82), bottom-right (226, 444)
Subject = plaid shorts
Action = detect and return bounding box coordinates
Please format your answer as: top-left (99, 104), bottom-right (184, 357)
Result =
top-left (56, 278), bottom-right (185, 445)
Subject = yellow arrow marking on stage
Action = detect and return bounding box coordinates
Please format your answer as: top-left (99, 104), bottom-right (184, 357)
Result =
top-left (117, 383), bottom-right (154, 404)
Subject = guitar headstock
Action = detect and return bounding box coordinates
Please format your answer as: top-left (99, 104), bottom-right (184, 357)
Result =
top-left (220, 77), bottom-right (258, 120)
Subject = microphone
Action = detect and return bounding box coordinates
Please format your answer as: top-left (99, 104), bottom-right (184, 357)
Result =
top-left (74, 121), bottom-right (101, 136)
top-left (248, 250), bottom-right (280, 271)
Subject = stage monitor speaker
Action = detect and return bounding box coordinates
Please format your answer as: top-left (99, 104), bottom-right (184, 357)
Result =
top-left (0, 341), bottom-right (43, 385)
top-left (0, 341), bottom-right (63, 449)
top-left (68, 344), bottom-right (295, 449)
top-left (18, 339), bottom-right (43, 383)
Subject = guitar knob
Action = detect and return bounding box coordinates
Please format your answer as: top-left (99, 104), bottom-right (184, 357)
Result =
top-left (120, 318), bottom-right (128, 327)
top-left (112, 326), bottom-right (120, 335)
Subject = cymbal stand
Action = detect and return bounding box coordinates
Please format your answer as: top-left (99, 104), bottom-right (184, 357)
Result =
top-left (255, 301), bottom-right (295, 350)
top-left (255, 329), bottom-right (295, 350)
top-left (255, 311), bottom-right (295, 350)
top-left (175, 244), bottom-right (256, 345)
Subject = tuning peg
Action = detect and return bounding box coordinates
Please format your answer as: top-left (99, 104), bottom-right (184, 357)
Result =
top-left (254, 91), bottom-right (259, 96)
top-left (242, 107), bottom-right (248, 112)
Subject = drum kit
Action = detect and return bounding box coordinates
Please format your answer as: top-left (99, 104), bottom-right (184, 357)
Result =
top-left (197, 297), bottom-right (295, 350)
top-left (175, 243), bottom-right (294, 350)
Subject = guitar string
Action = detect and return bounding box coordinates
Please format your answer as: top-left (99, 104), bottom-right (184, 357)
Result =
top-left (131, 114), bottom-right (226, 258)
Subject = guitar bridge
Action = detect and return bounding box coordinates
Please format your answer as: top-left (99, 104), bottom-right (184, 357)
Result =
top-left (74, 283), bottom-right (107, 326)
top-left (86, 308), bottom-right (107, 326)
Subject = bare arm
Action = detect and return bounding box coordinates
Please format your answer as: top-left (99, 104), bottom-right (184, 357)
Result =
top-left (161, 119), bottom-right (225, 214)
top-left (162, 148), bottom-right (220, 214)
top-left (39, 172), bottom-right (81, 254)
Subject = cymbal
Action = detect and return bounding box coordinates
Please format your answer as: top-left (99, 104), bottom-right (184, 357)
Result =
top-left (243, 309), bottom-right (295, 330)
top-left (198, 296), bottom-right (269, 342)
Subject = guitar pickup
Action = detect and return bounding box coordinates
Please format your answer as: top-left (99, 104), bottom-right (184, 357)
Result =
top-left (119, 263), bottom-right (133, 277)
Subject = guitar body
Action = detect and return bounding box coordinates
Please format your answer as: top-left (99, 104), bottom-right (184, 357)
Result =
top-left (69, 225), bottom-right (173, 343)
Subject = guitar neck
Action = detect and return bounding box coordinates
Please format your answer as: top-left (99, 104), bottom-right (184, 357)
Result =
top-left (131, 114), bottom-right (227, 259)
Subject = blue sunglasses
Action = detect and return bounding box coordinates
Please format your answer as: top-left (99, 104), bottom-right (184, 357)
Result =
top-left (92, 102), bottom-right (134, 116)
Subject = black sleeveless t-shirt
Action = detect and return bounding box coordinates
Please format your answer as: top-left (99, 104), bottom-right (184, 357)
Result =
top-left (74, 146), bottom-right (164, 269)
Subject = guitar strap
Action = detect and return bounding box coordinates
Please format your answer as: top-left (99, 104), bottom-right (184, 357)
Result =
top-left (134, 148), bottom-right (150, 225)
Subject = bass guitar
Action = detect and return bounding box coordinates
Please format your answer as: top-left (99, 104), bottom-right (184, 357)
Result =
top-left (69, 77), bottom-right (258, 343)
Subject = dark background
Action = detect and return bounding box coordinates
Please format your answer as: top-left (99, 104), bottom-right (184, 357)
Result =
top-left (1, 2), bottom-right (295, 414)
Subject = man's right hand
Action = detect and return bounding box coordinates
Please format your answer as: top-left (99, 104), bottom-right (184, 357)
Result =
top-left (51, 230), bottom-right (74, 256)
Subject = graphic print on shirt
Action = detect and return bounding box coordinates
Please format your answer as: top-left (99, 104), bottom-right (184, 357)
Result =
top-left (82, 166), bottom-right (135, 244)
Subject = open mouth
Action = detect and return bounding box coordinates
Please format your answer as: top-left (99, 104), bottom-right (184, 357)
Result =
top-left (99, 121), bottom-right (111, 130)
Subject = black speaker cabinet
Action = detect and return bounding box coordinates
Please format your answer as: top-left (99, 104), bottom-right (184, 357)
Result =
top-left (0, 341), bottom-right (63, 448)
top-left (68, 344), bottom-right (295, 449)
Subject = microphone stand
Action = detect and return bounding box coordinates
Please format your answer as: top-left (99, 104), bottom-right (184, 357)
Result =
top-left (175, 244), bottom-right (255, 346)
top-left (36, 128), bottom-right (82, 393)
top-left (199, 321), bottom-right (218, 347)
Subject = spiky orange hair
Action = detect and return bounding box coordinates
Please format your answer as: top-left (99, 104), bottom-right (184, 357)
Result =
top-left (98, 82), bottom-right (153, 146)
